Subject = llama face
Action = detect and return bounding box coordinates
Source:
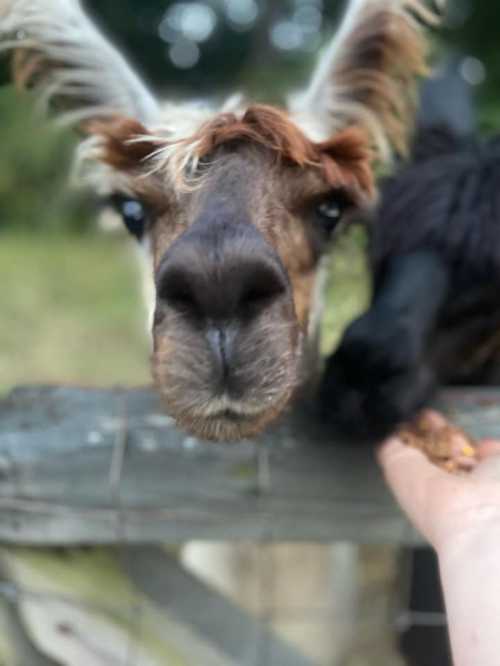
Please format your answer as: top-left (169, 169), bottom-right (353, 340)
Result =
top-left (150, 148), bottom-right (312, 441)
top-left (1, 0), bottom-right (441, 439)
top-left (92, 108), bottom-right (373, 440)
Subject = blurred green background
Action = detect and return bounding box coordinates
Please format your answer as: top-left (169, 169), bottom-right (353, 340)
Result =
top-left (0, 0), bottom-right (497, 393)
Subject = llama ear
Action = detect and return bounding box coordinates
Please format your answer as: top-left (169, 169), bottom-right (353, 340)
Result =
top-left (0, 0), bottom-right (159, 128)
top-left (290, 0), bottom-right (445, 164)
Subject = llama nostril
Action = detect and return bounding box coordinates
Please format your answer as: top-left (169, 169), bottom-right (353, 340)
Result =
top-left (168, 289), bottom-right (197, 312)
top-left (157, 267), bottom-right (200, 315)
top-left (156, 219), bottom-right (290, 323)
top-left (237, 266), bottom-right (287, 316)
top-left (241, 286), bottom-right (274, 310)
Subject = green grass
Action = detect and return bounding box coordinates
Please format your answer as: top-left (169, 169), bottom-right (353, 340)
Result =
top-left (322, 226), bottom-right (371, 355)
top-left (0, 231), bottom-right (150, 394)
top-left (0, 227), bottom-right (369, 396)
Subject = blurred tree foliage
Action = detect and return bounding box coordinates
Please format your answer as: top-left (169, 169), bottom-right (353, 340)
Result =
top-left (442, 1), bottom-right (500, 130)
top-left (0, 88), bottom-right (92, 233)
top-left (0, 0), bottom-right (499, 233)
top-left (84, 0), bottom-right (341, 100)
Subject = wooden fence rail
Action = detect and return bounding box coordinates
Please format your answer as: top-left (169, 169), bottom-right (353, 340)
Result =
top-left (1, 384), bottom-right (500, 546)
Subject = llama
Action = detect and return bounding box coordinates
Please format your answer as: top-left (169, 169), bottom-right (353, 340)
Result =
top-left (0, 2), bottom-right (444, 663)
top-left (0, 0), bottom-right (443, 443)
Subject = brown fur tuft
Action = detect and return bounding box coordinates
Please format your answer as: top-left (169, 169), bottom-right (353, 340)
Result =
top-left (91, 105), bottom-right (374, 200)
top-left (337, 8), bottom-right (429, 156)
top-left (293, 0), bottom-right (442, 163)
top-left (182, 105), bottom-right (374, 198)
top-left (329, 6), bottom-right (431, 157)
top-left (318, 127), bottom-right (375, 199)
top-left (86, 117), bottom-right (153, 170)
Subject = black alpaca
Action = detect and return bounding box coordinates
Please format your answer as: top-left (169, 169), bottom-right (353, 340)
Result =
top-left (319, 64), bottom-right (500, 442)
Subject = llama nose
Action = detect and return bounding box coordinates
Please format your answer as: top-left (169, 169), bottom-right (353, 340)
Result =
top-left (156, 227), bottom-right (288, 324)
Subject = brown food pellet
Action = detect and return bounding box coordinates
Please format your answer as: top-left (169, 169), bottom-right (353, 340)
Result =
top-left (397, 411), bottom-right (478, 473)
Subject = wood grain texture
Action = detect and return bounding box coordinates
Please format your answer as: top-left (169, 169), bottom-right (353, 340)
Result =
top-left (0, 545), bottom-right (313, 666)
top-left (1, 385), bottom-right (499, 546)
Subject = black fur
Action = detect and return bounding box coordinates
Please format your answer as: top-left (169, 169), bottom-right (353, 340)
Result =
top-left (320, 249), bottom-right (449, 438)
top-left (372, 131), bottom-right (500, 288)
top-left (320, 110), bottom-right (500, 439)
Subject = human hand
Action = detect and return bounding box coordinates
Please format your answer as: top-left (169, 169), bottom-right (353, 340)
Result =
top-left (378, 410), bottom-right (500, 554)
top-left (379, 411), bottom-right (500, 666)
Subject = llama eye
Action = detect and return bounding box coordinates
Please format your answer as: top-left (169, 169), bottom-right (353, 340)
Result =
top-left (109, 194), bottom-right (149, 241)
top-left (315, 198), bottom-right (343, 234)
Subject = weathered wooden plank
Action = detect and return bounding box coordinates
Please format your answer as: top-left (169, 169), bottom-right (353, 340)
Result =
top-left (121, 546), bottom-right (313, 666)
top-left (0, 597), bottom-right (61, 665)
top-left (0, 385), bottom-right (498, 546)
top-left (0, 546), bottom-right (242, 666)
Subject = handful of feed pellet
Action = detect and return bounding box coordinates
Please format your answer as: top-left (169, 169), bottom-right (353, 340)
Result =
top-left (397, 410), bottom-right (478, 473)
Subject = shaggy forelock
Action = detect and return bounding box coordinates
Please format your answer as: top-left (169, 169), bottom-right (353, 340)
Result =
top-left (82, 104), bottom-right (375, 201)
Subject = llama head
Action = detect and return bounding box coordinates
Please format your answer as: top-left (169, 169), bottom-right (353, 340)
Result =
top-left (0, 0), bottom-right (442, 440)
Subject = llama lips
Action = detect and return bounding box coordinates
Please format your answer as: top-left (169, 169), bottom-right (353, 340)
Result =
top-left (206, 409), bottom-right (257, 427)
top-left (195, 396), bottom-right (270, 420)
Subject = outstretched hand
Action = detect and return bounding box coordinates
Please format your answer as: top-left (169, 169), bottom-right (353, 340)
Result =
top-left (378, 410), bottom-right (500, 553)
top-left (378, 411), bottom-right (500, 666)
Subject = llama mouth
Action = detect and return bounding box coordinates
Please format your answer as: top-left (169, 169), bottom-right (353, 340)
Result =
top-left (170, 387), bottom-right (294, 441)
top-left (195, 395), bottom-right (269, 420)
top-left (208, 408), bottom-right (255, 422)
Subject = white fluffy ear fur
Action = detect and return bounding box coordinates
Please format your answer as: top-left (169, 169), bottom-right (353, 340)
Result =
top-left (290, 0), bottom-right (445, 163)
top-left (0, 0), bottom-right (159, 126)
